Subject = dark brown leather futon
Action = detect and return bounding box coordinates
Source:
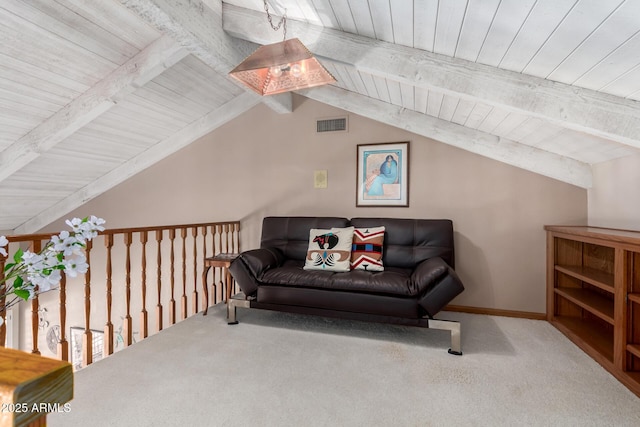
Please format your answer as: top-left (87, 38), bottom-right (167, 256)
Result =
top-left (228, 216), bottom-right (465, 354)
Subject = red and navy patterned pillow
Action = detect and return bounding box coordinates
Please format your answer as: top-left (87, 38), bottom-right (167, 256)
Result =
top-left (350, 226), bottom-right (385, 271)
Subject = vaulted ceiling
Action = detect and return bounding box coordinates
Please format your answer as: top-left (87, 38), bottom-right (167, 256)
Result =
top-left (1, 0), bottom-right (639, 233)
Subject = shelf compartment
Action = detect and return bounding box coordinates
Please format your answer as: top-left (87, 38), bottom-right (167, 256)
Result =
top-left (631, 251), bottom-right (640, 294)
top-left (627, 372), bottom-right (640, 389)
top-left (627, 351), bottom-right (640, 379)
top-left (555, 287), bottom-right (614, 325)
top-left (555, 265), bottom-right (614, 293)
top-left (629, 293), bottom-right (640, 304)
top-left (582, 242), bottom-right (614, 274)
top-left (553, 315), bottom-right (614, 363)
top-left (628, 344), bottom-right (640, 359)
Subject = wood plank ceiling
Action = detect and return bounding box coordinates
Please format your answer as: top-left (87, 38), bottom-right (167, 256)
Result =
top-left (1, 0), bottom-right (639, 233)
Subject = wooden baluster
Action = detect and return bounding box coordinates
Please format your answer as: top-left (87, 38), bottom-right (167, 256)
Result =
top-left (201, 226), bottom-right (208, 311)
top-left (31, 295), bottom-right (40, 355)
top-left (226, 224), bottom-right (232, 254)
top-left (57, 275), bottom-right (68, 361)
top-left (82, 241), bottom-right (92, 367)
top-left (202, 226), bottom-right (208, 258)
top-left (0, 253), bottom-right (6, 347)
top-left (215, 225), bottom-right (223, 302)
top-left (31, 240), bottom-right (42, 355)
top-left (211, 225), bottom-right (216, 256)
top-left (234, 223), bottom-right (240, 296)
top-left (234, 222), bottom-right (240, 253)
top-left (140, 231), bottom-right (148, 340)
top-left (192, 227), bottom-right (198, 315)
top-left (104, 234), bottom-right (114, 357)
top-left (156, 230), bottom-right (163, 332)
top-left (221, 224), bottom-right (226, 247)
top-left (229, 223), bottom-right (235, 253)
top-left (204, 225), bottom-right (212, 305)
top-left (215, 225), bottom-right (221, 256)
top-left (211, 226), bottom-right (219, 304)
top-left (221, 224), bottom-right (235, 295)
top-left (169, 229), bottom-right (176, 325)
top-left (233, 222), bottom-right (240, 292)
top-left (123, 233), bottom-right (133, 347)
top-left (181, 228), bottom-right (187, 320)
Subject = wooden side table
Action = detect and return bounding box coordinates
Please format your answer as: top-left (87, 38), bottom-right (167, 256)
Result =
top-left (203, 253), bottom-right (239, 316)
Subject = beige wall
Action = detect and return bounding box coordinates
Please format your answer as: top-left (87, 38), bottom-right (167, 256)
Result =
top-left (52, 95), bottom-right (587, 314)
top-left (588, 153), bottom-right (640, 231)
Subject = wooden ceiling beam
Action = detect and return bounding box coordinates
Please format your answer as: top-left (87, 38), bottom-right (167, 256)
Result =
top-left (299, 85), bottom-right (592, 188)
top-left (223, 4), bottom-right (640, 149)
top-left (0, 35), bottom-right (188, 184)
top-left (15, 92), bottom-right (261, 234)
top-left (118, 0), bottom-right (293, 114)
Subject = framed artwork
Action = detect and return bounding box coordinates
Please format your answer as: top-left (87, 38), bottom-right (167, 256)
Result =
top-left (70, 327), bottom-right (104, 371)
top-left (356, 141), bottom-right (410, 207)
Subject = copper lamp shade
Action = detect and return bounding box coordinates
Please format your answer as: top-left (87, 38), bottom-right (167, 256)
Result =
top-left (229, 38), bottom-right (336, 96)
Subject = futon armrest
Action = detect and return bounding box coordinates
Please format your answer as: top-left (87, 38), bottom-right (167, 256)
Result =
top-left (411, 257), bottom-right (465, 317)
top-left (237, 248), bottom-right (285, 278)
top-left (410, 257), bottom-right (450, 294)
top-left (229, 248), bottom-right (284, 297)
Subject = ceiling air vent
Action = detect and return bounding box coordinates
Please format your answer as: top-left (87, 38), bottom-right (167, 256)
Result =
top-left (316, 116), bottom-right (348, 133)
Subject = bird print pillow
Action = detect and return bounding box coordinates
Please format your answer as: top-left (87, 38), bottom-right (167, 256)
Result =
top-left (303, 227), bottom-right (355, 272)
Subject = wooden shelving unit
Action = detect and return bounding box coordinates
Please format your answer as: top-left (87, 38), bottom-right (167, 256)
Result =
top-left (546, 225), bottom-right (640, 398)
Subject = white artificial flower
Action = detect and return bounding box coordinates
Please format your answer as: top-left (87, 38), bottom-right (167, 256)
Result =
top-left (78, 216), bottom-right (106, 241)
top-left (64, 254), bottom-right (89, 277)
top-left (21, 249), bottom-right (62, 292)
top-left (79, 228), bottom-right (96, 241)
top-left (28, 269), bottom-right (61, 293)
top-left (41, 247), bottom-right (61, 267)
top-left (65, 217), bottom-right (83, 231)
top-left (51, 230), bottom-right (81, 256)
top-left (89, 215), bottom-right (106, 231)
top-left (65, 217), bottom-right (85, 242)
top-left (0, 235), bottom-right (8, 257)
top-left (22, 251), bottom-right (45, 273)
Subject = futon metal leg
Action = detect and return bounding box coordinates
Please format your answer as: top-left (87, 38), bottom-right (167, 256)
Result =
top-left (428, 319), bottom-right (462, 355)
top-left (227, 298), bottom-right (250, 325)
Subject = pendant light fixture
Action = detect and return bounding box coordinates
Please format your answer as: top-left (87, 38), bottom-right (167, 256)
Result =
top-left (229, 1), bottom-right (336, 96)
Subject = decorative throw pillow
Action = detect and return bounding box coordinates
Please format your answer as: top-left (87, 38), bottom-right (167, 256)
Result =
top-left (303, 227), bottom-right (355, 272)
top-left (350, 226), bottom-right (385, 271)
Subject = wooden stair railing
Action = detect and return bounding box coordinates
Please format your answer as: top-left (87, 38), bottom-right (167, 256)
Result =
top-left (0, 220), bottom-right (240, 370)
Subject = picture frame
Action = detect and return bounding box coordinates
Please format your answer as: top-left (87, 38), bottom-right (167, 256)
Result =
top-left (356, 141), bottom-right (410, 207)
top-left (70, 327), bottom-right (104, 371)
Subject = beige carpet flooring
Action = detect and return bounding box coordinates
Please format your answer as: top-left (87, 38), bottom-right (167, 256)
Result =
top-left (49, 303), bottom-right (640, 426)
